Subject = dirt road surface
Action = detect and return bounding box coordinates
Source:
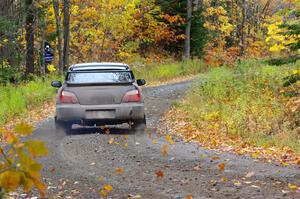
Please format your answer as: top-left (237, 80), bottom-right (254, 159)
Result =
top-left (29, 81), bottom-right (300, 199)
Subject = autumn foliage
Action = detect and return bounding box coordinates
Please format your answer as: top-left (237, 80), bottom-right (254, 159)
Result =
top-left (0, 124), bottom-right (48, 197)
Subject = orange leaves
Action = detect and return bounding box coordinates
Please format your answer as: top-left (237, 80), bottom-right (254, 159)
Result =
top-left (155, 170), bottom-right (164, 179)
top-left (211, 156), bottom-right (220, 160)
top-left (218, 163), bottom-right (225, 171)
top-left (115, 167), bottom-right (124, 174)
top-left (186, 194), bottom-right (193, 199)
top-left (161, 14), bottom-right (185, 24)
top-left (0, 171), bottom-right (20, 191)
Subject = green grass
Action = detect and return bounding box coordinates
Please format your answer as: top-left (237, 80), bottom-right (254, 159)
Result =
top-left (131, 59), bottom-right (208, 83)
top-left (179, 59), bottom-right (300, 151)
top-left (0, 76), bottom-right (58, 125)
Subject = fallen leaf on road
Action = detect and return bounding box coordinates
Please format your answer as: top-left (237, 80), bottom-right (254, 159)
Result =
top-left (245, 171), bottom-right (255, 178)
top-left (49, 167), bottom-right (55, 173)
top-left (218, 163), bottom-right (225, 171)
top-left (281, 162), bottom-right (289, 167)
top-left (186, 194), bottom-right (193, 199)
top-left (234, 181), bottom-right (242, 187)
top-left (155, 170), bottom-right (164, 178)
top-left (162, 145), bottom-right (168, 156)
top-left (193, 165), bottom-right (201, 171)
top-left (128, 194), bottom-right (142, 199)
top-left (100, 184), bottom-right (113, 197)
top-left (289, 184), bottom-right (298, 189)
top-left (211, 156), bottom-right (220, 160)
top-left (199, 154), bottom-right (208, 159)
top-left (220, 177), bottom-right (228, 182)
top-left (165, 135), bottom-right (175, 145)
top-left (115, 167), bottom-right (124, 174)
top-left (152, 139), bottom-right (158, 144)
top-left (108, 137), bottom-right (114, 144)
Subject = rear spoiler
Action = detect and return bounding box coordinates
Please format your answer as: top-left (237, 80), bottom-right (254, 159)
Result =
top-left (66, 81), bottom-right (135, 87)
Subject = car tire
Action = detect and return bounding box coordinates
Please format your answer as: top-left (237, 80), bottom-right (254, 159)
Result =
top-left (132, 116), bottom-right (146, 133)
top-left (55, 118), bottom-right (73, 134)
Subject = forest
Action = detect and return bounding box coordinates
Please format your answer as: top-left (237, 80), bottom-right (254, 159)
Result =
top-left (0, 0), bottom-right (298, 78)
top-left (0, 0), bottom-right (299, 198)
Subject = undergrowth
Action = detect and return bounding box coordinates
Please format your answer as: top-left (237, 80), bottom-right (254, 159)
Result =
top-left (179, 59), bottom-right (300, 152)
top-left (0, 76), bottom-right (58, 125)
top-left (132, 59), bottom-right (208, 82)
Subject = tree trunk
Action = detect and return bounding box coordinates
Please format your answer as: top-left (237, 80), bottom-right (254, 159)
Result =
top-left (41, 19), bottom-right (46, 77)
top-left (184, 0), bottom-right (192, 60)
top-left (240, 0), bottom-right (246, 56)
top-left (25, 0), bottom-right (35, 76)
top-left (53, 0), bottom-right (64, 76)
top-left (63, 0), bottom-right (70, 70)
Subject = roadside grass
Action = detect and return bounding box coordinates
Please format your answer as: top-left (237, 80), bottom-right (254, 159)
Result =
top-left (0, 76), bottom-right (58, 126)
top-left (174, 59), bottom-right (300, 152)
top-left (132, 59), bottom-right (208, 83)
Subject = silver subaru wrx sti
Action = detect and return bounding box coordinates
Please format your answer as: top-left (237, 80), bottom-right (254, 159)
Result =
top-left (51, 62), bottom-right (146, 133)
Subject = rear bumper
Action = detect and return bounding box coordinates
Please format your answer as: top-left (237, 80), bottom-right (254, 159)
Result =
top-left (56, 103), bottom-right (145, 122)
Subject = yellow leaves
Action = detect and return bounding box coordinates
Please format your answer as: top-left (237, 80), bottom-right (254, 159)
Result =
top-left (269, 44), bottom-right (286, 52)
top-left (165, 135), bottom-right (175, 145)
top-left (265, 19), bottom-right (298, 53)
top-left (24, 140), bottom-right (48, 158)
top-left (97, 177), bottom-right (103, 183)
top-left (0, 171), bottom-right (21, 191)
top-left (205, 6), bottom-right (227, 17)
top-left (15, 123), bottom-right (33, 136)
top-left (162, 145), bottom-right (168, 156)
top-left (289, 184), bottom-right (299, 189)
top-left (100, 184), bottom-right (113, 197)
top-left (47, 64), bottom-right (56, 73)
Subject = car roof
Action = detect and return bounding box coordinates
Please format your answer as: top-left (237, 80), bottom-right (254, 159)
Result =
top-left (69, 62), bottom-right (130, 71)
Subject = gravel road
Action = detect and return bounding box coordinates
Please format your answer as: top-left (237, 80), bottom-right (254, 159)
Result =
top-left (30, 81), bottom-right (300, 199)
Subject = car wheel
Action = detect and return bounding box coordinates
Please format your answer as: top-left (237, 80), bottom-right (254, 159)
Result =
top-left (55, 118), bottom-right (73, 134)
top-left (132, 116), bottom-right (146, 133)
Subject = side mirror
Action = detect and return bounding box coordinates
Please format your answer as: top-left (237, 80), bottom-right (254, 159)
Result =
top-left (137, 79), bottom-right (146, 86)
top-left (51, 81), bottom-right (62, 88)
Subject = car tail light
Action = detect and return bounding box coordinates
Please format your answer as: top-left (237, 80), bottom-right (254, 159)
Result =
top-left (60, 90), bottom-right (79, 104)
top-left (122, 89), bottom-right (141, 103)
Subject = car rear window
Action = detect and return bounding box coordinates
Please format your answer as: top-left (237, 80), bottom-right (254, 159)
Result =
top-left (67, 71), bottom-right (134, 84)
